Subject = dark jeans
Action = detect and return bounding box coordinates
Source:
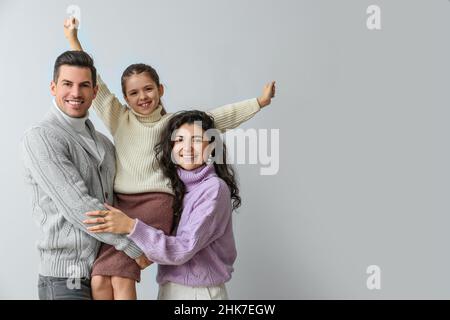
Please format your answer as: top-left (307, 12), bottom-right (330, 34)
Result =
top-left (38, 275), bottom-right (92, 300)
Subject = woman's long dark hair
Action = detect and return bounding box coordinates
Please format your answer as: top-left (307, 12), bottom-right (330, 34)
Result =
top-left (154, 110), bottom-right (241, 230)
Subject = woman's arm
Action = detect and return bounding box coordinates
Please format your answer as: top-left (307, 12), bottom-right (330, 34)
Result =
top-left (63, 18), bottom-right (127, 136)
top-left (84, 182), bottom-right (232, 265)
top-left (208, 81), bottom-right (276, 132)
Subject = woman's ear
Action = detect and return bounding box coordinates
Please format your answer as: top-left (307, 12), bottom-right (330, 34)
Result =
top-left (159, 84), bottom-right (164, 98)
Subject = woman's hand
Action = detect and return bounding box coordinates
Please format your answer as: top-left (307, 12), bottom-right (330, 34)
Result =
top-left (257, 81), bottom-right (276, 108)
top-left (84, 203), bottom-right (136, 234)
top-left (64, 17), bottom-right (83, 51)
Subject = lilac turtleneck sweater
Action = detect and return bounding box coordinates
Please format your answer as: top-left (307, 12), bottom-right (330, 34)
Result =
top-left (127, 164), bottom-right (237, 287)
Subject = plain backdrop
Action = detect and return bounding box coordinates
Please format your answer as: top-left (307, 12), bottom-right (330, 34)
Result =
top-left (1, 0), bottom-right (450, 299)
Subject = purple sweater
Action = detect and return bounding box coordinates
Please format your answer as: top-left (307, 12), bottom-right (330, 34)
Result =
top-left (128, 164), bottom-right (237, 287)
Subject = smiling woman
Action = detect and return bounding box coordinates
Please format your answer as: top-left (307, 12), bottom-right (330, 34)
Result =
top-left (84, 110), bottom-right (242, 300)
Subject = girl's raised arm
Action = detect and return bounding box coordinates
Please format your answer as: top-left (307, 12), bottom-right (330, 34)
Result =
top-left (63, 17), bottom-right (126, 136)
top-left (207, 81), bottom-right (276, 132)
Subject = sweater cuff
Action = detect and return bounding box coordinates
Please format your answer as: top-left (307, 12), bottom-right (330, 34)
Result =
top-left (128, 219), bottom-right (147, 243)
top-left (128, 219), bottom-right (158, 251)
top-left (122, 239), bottom-right (143, 259)
top-left (250, 97), bottom-right (262, 113)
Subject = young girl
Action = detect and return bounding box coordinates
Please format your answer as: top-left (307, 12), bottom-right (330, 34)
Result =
top-left (64, 17), bottom-right (275, 300)
top-left (84, 110), bottom-right (242, 300)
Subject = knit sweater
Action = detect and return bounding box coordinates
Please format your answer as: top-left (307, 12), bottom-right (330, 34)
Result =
top-left (52, 100), bottom-right (101, 160)
top-left (128, 164), bottom-right (237, 287)
top-left (22, 105), bottom-right (143, 279)
top-left (93, 75), bottom-right (261, 194)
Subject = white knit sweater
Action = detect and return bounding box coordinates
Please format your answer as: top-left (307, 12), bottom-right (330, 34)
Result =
top-left (93, 75), bottom-right (261, 194)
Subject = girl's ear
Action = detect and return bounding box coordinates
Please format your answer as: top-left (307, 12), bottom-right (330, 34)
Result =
top-left (159, 84), bottom-right (164, 98)
top-left (124, 94), bottom-right (130, 106)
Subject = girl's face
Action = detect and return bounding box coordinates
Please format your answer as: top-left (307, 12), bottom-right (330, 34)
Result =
top-left (172, 123), bottom-right (212, 171)
top-left (124, 73), bottom-right (164, 116)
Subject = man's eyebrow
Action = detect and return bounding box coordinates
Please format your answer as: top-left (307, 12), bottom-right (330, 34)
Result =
top-left (60, 79), bottom-right (92, 85)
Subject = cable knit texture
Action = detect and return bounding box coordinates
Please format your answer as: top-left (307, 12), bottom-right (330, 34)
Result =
top-left (22, 105), bottom-right (143, 279)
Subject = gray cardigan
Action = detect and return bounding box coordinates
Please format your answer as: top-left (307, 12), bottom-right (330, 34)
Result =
top-left (22, 105), bottom-right (143, 279)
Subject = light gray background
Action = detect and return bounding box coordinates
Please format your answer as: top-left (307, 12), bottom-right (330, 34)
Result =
top-left (0, 0), bottom-right (449, 299)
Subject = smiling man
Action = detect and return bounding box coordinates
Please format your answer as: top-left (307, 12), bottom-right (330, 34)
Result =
top-left (22, 51), bottom-right (149, 300)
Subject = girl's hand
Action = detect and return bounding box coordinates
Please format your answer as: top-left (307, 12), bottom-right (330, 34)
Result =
top-left (257, 81), bottom-right (276, 108)
top-left (64, 17), bottom-right (79, 41)
top-left (84, 203), bottom-right (136, 234)
top-left (64, 17), bottom-right (83, 51)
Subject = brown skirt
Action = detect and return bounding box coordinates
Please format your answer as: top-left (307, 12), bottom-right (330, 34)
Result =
top-left (91, 192), bottom-right (174, 282)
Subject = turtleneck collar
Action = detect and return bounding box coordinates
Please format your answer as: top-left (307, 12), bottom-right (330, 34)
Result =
top-left (130, 105), bottom-right (163, 124)
top-left (177, 164), bottom-right (217, 192)
top-left (52, 99), bottom-right (89, 133)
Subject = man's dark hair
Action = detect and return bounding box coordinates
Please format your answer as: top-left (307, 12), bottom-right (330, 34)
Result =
top-left (53, 50), bottom-right (97, 87)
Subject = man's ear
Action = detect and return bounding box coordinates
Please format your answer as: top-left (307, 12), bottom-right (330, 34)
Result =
top-left (50, 81), bottom-right (57, 96)
top-left (92, 85), bottom-right (99, 99)
top-left (159, 84), bottom-right (164, 98)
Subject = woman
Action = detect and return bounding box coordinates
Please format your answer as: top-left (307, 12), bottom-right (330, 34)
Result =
top-left (84, 110), bottom-right (242, 299)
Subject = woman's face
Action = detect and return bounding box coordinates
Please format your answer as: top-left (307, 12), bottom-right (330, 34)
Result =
top-left (172, 123), bottom-right (212, 171)
top-left (124, 73), bottom-right (164, 116)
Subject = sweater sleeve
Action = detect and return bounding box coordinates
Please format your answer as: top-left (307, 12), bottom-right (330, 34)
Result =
top-left (22, 127), bottom-right (142, 259)
top-left (92, 74), bottom-right (128, 135)
top-left (206, 98), bottom-right (261, 133)
top-left (127, 181), bottom-right (231, 265)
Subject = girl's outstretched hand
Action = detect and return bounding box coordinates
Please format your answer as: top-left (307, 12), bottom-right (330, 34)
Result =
top-left (84, 203), bottom-right (136, 235)
top-left (257, 81), bottom-right (276, 108)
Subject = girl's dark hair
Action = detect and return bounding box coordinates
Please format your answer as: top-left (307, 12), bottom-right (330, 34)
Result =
top-left (154, 110), bottom-right (241, 229)
top-left (121, 63), bottom-right (167, 115)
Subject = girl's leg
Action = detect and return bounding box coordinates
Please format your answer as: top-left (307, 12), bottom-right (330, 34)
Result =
top-left (111, 276), bottom-right (137, 300)
top-left (91, 275), bottom-right (114, 300)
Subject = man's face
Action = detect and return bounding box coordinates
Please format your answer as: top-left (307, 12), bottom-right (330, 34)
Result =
top-left (50, 65), bottom-right (98, 118)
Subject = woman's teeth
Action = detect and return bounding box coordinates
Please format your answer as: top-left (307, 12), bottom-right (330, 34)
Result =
top-left (182, 155), bottom-right (195, 161)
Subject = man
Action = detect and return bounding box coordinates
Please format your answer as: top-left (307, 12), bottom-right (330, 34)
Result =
top-left (22, 50), bottom-right (149, 300)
